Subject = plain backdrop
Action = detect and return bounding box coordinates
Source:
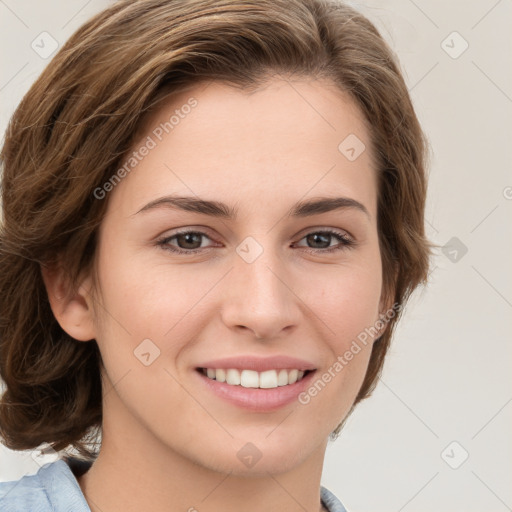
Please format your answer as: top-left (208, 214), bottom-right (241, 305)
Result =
top-left (1, 1), bottom-right (511, 511)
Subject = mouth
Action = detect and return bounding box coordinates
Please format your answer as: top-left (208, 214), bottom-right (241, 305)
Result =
top-left (194, 367), bottom-right (317, 412)
top-left (196, 367), bottom-right (313, 389)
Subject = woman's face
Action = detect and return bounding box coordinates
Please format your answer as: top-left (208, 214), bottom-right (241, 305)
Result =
top-left (90, 77), bottom-right (386, 475)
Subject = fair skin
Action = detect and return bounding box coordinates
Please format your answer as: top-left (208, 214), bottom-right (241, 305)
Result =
top-left (43, 76), bottom-right (390, 512)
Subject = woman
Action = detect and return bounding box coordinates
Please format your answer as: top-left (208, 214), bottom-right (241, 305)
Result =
top-left (0, 0), bottom-right (431, 510)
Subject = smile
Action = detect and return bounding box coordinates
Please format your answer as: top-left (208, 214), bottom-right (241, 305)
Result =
top-left (199, 368), bottom-right (310, 388)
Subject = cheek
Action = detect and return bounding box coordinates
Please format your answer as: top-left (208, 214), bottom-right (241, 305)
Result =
top-left (288, 254), bottom-right (383, 416)
top-left (306, 258), bottom-right (383, 348)
top-left (93, 238), bottom-right (217, 364)
top-left (295, 281), bottom-right (380, 434)
top-left (91, 244), bottom-right (206, 426)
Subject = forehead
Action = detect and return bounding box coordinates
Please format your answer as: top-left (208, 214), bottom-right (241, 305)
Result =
top-left (106, 77), bottom-right (378, 220)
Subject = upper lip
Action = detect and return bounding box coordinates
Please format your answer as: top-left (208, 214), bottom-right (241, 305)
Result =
top-left (196, 356), bottom-right (317, 372)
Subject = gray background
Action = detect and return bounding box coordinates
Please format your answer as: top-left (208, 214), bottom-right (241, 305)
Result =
top-left (1, 1), bottom-right (511, 511)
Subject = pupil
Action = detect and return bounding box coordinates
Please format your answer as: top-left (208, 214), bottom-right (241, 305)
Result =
top-left (308, 233), bottom-right (330, 248)
top-left (179, 233), bottom-right (201, 249)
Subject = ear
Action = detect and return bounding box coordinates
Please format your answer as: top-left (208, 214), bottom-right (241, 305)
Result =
top-left (40, 263), bottom-right (96, 342)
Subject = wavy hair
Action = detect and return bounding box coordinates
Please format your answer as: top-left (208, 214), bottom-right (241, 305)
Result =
top-left (0, 0), bottom-right (432, 459)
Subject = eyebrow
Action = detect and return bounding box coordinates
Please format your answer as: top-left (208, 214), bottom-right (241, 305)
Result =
top-left (135, 195), bottom-right (370, 219)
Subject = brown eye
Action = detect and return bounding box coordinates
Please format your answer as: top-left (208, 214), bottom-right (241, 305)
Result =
top-left (157, 230), bottom-right (215, 254)
top-left (295, 230), bottom-right (355, 253)
top-left (305, 233), bottom-right (332, 249)
top-left (175, 232), bottom-right (204, 249)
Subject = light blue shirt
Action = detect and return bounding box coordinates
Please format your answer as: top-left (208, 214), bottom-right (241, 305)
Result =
top-left (0, 458), bottom-right (348, 511)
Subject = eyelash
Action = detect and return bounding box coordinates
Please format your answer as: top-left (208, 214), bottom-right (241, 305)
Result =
top-left (156, 228), bottom-right (355, 255)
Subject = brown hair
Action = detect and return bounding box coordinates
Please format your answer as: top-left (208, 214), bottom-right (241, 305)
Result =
top-left (0, 0), bottom-right (432, 459)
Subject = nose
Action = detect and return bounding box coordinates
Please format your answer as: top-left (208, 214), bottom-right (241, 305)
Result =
top-left (220, 241), bottom-right (302, 340)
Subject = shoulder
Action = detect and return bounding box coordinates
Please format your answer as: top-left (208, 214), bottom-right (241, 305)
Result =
top-left (321, 485), bottom-right (349, 512)
top-left (0, 458), bottom-right (90, 512)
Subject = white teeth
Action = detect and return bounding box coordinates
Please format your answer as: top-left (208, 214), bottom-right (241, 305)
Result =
top-left (226, 369), bottom-right (241, 385)
top-left (202, 368), bottom-right (309, 388)
top-left (277, 369), bottom-right (289, 386)
top-left (241, 370), bottom-right (259, 388)
top-left (259, 370), bottom-right (278, 388)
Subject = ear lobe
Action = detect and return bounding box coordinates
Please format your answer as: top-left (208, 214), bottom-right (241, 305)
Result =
top-left (40, 263), bottom-right (96, 342)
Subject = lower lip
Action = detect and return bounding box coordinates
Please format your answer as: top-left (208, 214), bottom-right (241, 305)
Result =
top-left (195, 369), bottom-right (316, 412)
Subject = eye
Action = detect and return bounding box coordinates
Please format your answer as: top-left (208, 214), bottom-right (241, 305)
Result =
top-left (294, 229), bottom-right (355, 253)
top-left (157, 228), bottom-right (355, 255)
top-left (157, 230), bottom-right (216, 254)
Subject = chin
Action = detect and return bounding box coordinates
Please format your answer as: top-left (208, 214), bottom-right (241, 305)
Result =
top-left (210, 454), bottom-right (305, 477)
top-left (192, 435), bottom-right (318, 477)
